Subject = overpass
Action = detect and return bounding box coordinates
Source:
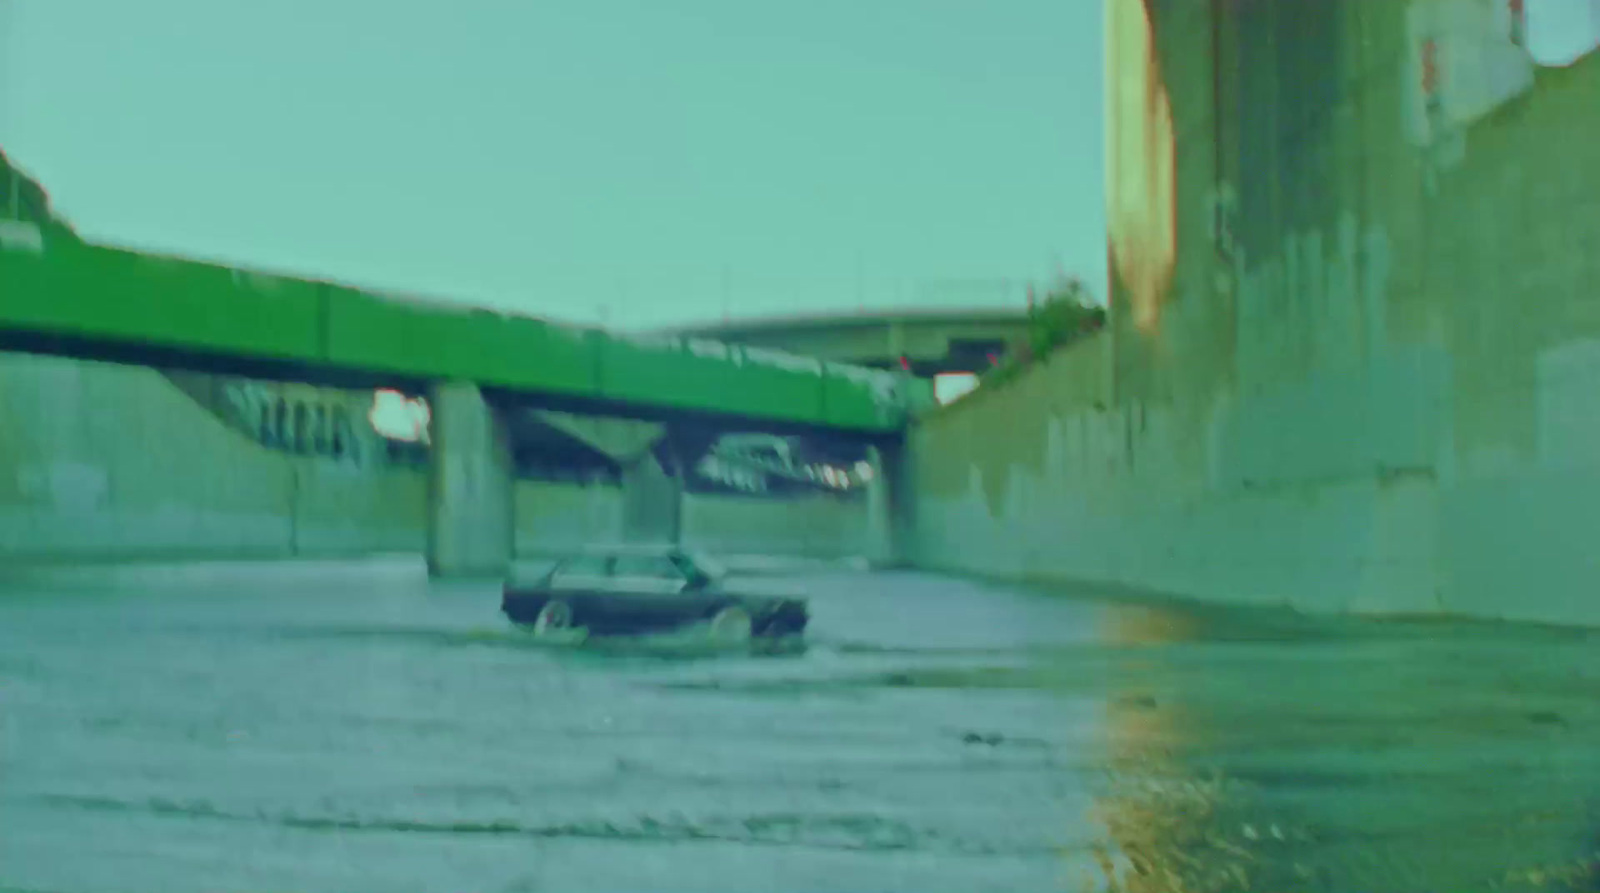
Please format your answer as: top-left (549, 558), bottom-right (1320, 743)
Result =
top-left (657, 307), bottom-right (1031, 378)
top-left (0, 149), bottom-right (915, 578)
top-left (0, 232), bottom-right (908, 435)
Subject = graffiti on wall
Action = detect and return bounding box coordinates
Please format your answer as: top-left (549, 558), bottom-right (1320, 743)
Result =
top-left (688, 433), bottom-right (871, 499)
top-left (220, 380), bottom-right (367, 465)
top-left (1106, 0), bottom-right (1177, 334)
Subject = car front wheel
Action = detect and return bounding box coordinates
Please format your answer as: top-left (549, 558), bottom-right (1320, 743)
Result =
top-left (533, 600), bottom-right (573, 636)
top-left (707, 604), bottom-right (752, 642)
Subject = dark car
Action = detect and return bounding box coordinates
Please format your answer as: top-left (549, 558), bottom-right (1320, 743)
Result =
top-left (502, 545), bottom-right (809, 640)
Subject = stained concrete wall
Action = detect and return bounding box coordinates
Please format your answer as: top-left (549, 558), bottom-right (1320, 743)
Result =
top-left (682, 493), bottom-right (868, 559)
top-left (0, 352), bottom-right (868, 565)
top-left (0, 353), bottom-right (425, 560)
top-left (514, 480), bottom-right (622, 556)
top-left (513, 483), bottom-right (868, 560)
top-left (912, 2), bottom-right (1600, 626)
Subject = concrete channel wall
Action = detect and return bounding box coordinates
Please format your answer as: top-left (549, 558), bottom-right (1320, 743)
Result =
top-left (911, 3), bottom-right (1600, 627)
top-left (0, 352), bottom-right (868, 565)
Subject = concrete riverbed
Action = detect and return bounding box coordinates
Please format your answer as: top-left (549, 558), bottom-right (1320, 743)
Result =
top-left (1, 558), bottom-right (1596, 892)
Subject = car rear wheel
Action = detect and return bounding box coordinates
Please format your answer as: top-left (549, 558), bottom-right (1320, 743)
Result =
top-left (534, 600), bottom-right (573, 636)
top-left (708, 604), bottom-right (752, 642)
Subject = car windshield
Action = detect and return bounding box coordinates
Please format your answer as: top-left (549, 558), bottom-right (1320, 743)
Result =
top-left (682, 551), bottom-right (727, 580)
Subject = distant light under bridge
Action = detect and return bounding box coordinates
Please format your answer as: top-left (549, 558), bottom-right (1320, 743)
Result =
top-left (370, 389), bottom-right (430, 443)
top-left (934, 372), bottom-right (980, 405)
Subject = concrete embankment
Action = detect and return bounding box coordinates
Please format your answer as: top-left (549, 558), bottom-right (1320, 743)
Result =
top-left (911, 335), bottom-right (1441, 617)
top-left (0, 352), bottom-right (866, 565)
top-left (910, 323), bottom-right (1600, 628)
top-left (905, 6), bottom-right (1600, 628)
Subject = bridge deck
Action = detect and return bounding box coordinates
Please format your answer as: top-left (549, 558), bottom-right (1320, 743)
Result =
top-left (0, 226), bottom-right (904, 435)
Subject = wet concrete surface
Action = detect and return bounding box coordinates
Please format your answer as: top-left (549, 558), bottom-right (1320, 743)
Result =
top-left (0, 557), bottom-right (1597, 892)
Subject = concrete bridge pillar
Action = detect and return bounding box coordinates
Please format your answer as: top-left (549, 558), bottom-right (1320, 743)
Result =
top-left (865, 441), bottom-right (914, 568)
top-left (620, 449), bottom-right (683, 546)
top-left (425, 382), bottom-right (513, 579)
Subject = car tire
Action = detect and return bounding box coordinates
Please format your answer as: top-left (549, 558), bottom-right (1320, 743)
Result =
top-left (707, 604), bottom-right (752, 642)
top-left (755, 616), bottom-right (791, 638)
top-left (533, 600), bottom-right (573, 636)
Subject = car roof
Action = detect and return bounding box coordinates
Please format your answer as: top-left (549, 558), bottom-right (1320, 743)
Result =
top-left (570, 542), bottom-right (688, 558)
top-left (562, 543), bottom-right (727, 575)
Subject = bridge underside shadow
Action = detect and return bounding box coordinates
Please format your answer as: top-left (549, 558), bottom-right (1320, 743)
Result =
top-left (152, 366), bottom-right (898, 578)
top-left (422, 386), bottom-right (903, 578)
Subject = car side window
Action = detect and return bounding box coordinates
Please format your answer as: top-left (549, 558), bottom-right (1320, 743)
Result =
top-left (552, 555), bottom-right (611, 584)
top-left (671, 554), bottom-right (711, 583)
top-left (612, 556), bottom-right (684, 581)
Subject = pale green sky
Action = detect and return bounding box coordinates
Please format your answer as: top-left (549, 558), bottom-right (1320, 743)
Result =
top-left (5, 1), bottom-right (1104, 329)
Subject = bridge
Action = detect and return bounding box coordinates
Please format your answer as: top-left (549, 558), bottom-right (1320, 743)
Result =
top-left (0, 149), bottom-right (915, 579)
top-left (657, 307), bottom-right (1031, 378)
top-left (0, 231), bottom-right (907, 435)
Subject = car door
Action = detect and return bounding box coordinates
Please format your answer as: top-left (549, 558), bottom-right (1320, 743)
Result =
top-left (609, 555), bottom-right (701, 629)
top-left (544, 555), bottom-right (621, 627)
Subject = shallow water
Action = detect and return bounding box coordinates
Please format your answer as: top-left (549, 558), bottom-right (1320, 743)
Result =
top-left (1, 558), bottom-right (1597, 892)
